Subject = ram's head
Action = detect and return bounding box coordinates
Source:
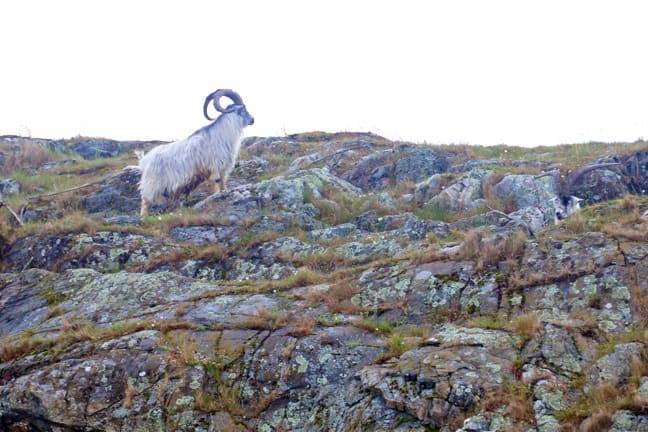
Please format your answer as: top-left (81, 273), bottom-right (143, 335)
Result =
top-left (203, 89), bottom-right (254, 126)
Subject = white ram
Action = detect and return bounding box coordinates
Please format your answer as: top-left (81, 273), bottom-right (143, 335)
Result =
top-left (537, 163), bottom-right (621, 222)
top-left (138, 89), bottom-right (254, 216)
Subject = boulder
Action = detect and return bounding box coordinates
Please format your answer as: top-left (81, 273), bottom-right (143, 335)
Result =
top-left (584, 342), bottom-right (645, 394)
top-left (426, 169), bottom-right (491, 211)
top-left (0, 178), bottom-right (20, 197)
top-left (570, 167), bottom-right (628, 205)
top-left (492, 174), bottom-right (555, 210)
top-left (342, 146), bottom-right (450, 191)
top-left (81, 167), bottom-right (141, 215)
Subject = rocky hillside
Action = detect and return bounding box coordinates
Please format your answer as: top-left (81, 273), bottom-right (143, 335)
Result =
top-left (1, 133), bottom-right (648, 431)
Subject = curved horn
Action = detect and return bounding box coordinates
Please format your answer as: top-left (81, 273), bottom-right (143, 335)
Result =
top-left (564, 163), bottom-right (621, 196)
top-left (203, 89), bottom-right (244, 120)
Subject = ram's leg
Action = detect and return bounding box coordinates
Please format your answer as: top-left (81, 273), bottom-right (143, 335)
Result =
top-left (209, 172), bottom-right (222, 194)
top-left (140, 200), bottom-right (150, 217)
top-left (220, 171), bottom-right (229, 192)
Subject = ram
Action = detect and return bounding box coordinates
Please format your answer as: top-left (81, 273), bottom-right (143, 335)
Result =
top-left (537, 162), bottom-right (621, 222)
top-left (138, 89), bottom-right (254, 216)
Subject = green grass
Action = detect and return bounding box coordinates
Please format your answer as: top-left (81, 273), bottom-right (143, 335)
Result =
top-left (352, 316), bottom-right (394, 335)
top-left (415, 202), bottom-right (453, 222)
top-left (437, 140), bottom-right (648, 168)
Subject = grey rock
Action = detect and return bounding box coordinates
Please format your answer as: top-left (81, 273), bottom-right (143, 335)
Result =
top-left (289, 152), bottom-right (321, 172)
top-left (103, 215), bottom-right (142, 226)
top-left (609, 410), bottom-right (648, 432)
top-left (342, 146), bottom-right (450, 191)
top-left (518, 232), bottom-right (622, 287)
top-left (584, 342), bottom-right (645, 394)
top-left (5, 231), bottom-right (179, 273)
top-left (492, 174), bottom-right (555, 210)
top-left (168, 224), bottom-right (237, 246)
top-left (523, 325), bottom-right (585, 376)
top-left (415, 173), bottom-right (450, 204)
top-left (353, 211), bottom-right (409, 232)
top-left (35, 159), bottom-right (78, 172)
top-left (307, 223), bottom-right (358, 242)
top-left (81, 167), bottom-right (141, 215)
top-left (359, 325), bottom-right (518, 428)
top-left (570, 166), bottom-right (628, 205)
top-left (4, 134), bottom-right (648, 432)
top-left (67, 138), bottom-right (156, 160)
top-left (426, 169), bottom-right (491, 212)
top-left (0, 178), bottom-right (20, 197)
top-left (399, 214), bottom-right (451, 240)
top-left (449, 159), bottom-right (502, 172)
top-left (453, 211), bottom-right (504, 231)
top-left (245, 136), bottom-right (303, 157)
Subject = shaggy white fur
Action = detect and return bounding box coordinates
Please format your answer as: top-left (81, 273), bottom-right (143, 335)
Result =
top-left (138, 109), bottom-right (251, 216)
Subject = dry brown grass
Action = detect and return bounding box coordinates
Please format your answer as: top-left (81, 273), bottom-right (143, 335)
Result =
top-left (164, 332), bottom-right (203, 365)
top-left (291, 285), bottom-right (329, 306)
top-left (286, 316), bottom-right (315, 337)
top-left (563, 383), bottom-right (619, 432)
top-left (389, 179), bottom-right (416, 198)
top-left (0, 334), bottom-right (50, 363)
top-left (507, 312), bottom-right (543, 342)
top-left (324, 280), bottom-right (365, 314)
top-left (0, 140), bottom-right (61, 175)
top-left (458, 228), bottom-right (528, 271)
top-left (481, 381), bottom-right (535, 425)
top-left (290, 250), bottom-right (354, 274)
top-left (288, 268), bottom-right (325, 287)
top-left (409, 245), bottom-right (444, 265)
top-left (556, 347), bottom-right (648, 430)
top-left (603, 221), bottom-right (648, 242)
top-left (238, 307), bottom-right (290, 331)
top-left (123, 378), bottom-right (138, 409)
top-left (1, 319), bottom-right (194, 363)
top-left (249, 388), bottom-right (285, 417)
top-left (619, 194), bottom-right (641, 213)
top-left (561, 212), bottom-right (589, 234)
top-left (193, 389), bottom-right (221, 413)
top-left (131, 243), bottom-right (228, 273)
top-left (590, 382), bottom-right (624, 408)
top-left (511, 261), bottom-right (598, 289)
top-left (577, 410), bottom-right (613, 432)
top-left (477, 239), bottom-right (504, 269)
top-left (200, 385), bottom-right (245, 417)
top-left (45, 305), bottom-right (67, 320)
top-left (481, 171), bottom-right (518, 213)
top-left (174, 304), bottom-right (189, 317)
top-left (310, 183), bottom-right (394, 226)
top-left (12, 211), bottom-right (101, 241)
top-left (460, 229), bottom-right (483, 261)
top-left (629, 268), bottom-right (648, 324)
top-left (630, 353), bottom-right (647, 386)
top-left (504, 229), bottom-right (529, 258)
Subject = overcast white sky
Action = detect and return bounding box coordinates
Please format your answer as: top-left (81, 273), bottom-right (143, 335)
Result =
top-left (1, 1), bottom-right (647, 147)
